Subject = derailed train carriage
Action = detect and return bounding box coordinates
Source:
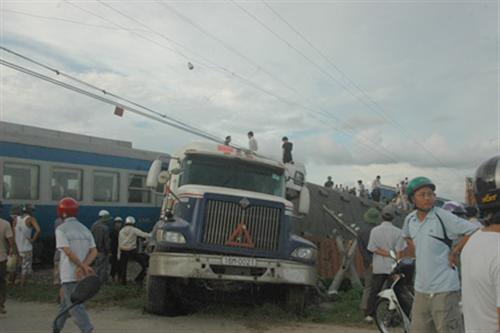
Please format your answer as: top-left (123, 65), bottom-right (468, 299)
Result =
top-left (0, 121), bottom-right (167, 262)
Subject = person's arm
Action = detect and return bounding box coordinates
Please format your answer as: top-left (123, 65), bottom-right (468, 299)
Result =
top-left (373, 248), bottom-right (391, 257)
top-left (133, 227), bottom-right (151, 239)
top-left (445, 213), bottom-right (479, 266)
top-left (28, 217), bottom-right (41, 243)
top-left (61, 246), bottom-right (95, 276)
top-left (7, 236), bottom-right (14, 256)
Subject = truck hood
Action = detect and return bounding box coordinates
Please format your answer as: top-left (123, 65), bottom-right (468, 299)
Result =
top-left (177, 184), bottom-right (294, 211)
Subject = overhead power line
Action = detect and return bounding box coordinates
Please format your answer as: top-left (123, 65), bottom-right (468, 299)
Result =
top-left (233, 0), bottom-right (459, 172)
top-left (0, 46), bottom-right (221, 142)
top-left (0, 57), bottom-right (223, 143)
top-left (21, 1), bottom-right (402, 163)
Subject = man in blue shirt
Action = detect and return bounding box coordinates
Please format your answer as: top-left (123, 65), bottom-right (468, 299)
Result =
top-left (402, 177), bottom-right (478, 333)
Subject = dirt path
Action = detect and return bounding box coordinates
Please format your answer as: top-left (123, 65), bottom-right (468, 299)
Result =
top-left (1, 300), bottom-right (377, 333)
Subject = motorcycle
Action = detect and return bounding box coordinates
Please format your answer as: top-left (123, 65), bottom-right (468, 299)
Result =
top-left (374, 252), bottom-right (415, 333)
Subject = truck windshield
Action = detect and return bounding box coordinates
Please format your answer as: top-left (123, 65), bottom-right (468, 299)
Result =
top-left (179, 154), bottom-right (284, 196)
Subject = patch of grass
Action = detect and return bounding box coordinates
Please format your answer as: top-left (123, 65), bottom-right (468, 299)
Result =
top-left (305, 288), bottom-right (366, 325)
top-left (7, 281), bottom-right (145, 310)
top-left (7, 282), bottom-right (59, 303)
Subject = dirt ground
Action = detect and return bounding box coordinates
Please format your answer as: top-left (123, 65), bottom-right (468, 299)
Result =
top-left (0, 300), bottom-right (378, 333)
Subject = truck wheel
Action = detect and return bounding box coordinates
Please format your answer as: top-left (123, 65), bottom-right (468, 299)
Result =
top-left (285, 285), bottom-right (307, 314)
top-left (145, 276), bottom-right (179, 316)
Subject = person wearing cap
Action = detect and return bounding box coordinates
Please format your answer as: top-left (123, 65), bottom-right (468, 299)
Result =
top-left (357, 207), bottom-right (381, 321)
top-left (91, 210), bottom-right (112, 283)
top-left (0, 201), bottom-right (15, 314)
top-left (402, 177), bottom-right (478, 333)
top-left (109, 217), bottom-right (123, 283)
top-left (365, 204), bottom-right (406, 323)
top-left (12, 204), bottom-right (40, 286)
top-left (118, 216), bottom-right (150, 285)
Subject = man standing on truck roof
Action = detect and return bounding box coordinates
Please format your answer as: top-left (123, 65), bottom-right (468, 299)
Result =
top-left (282, 136), bottom-right (293, 164)
top-left (91, 210), bottom-right (111, 283)
top-left (248, 131), bottom-right (258, 152)
top-left (13, 204), bottom-right (40, 286)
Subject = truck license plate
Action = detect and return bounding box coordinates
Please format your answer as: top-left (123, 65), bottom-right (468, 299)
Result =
top-left (222, 256), bottom-right (257, 267)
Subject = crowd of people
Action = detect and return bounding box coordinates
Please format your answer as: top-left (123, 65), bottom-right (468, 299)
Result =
top-left (1, 148), bottom-right (500, 333)
top-left (224, 131), bottom-right (295, 165)
top-left (0, 198), bottom-right (151, 331)
top-left (323, 175), bottom-right (413, 208)
top-left (354, 166), bottom-right (500, 333)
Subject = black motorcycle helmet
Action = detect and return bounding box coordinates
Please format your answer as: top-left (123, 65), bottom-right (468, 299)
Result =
top-left (475, 155), bottom-right (500, 224)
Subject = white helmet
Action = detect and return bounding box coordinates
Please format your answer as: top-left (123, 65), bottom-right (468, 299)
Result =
top-left (98, 209), bottom-right (110, 217)
top-left (125, 216), bottom-right (136, 224)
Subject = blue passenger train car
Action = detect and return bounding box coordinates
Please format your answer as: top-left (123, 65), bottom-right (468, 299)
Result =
top-left (0, 121), bottom-right (169, 261)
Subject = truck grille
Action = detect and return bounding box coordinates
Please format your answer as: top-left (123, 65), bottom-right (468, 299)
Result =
top-left (202, 200), bottom-right (281, 252)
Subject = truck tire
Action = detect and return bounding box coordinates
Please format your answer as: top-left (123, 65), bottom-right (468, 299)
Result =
top-left (145, 276), bottom-right (179, 316)
top-left (284, 285), bottom-right (307, 314)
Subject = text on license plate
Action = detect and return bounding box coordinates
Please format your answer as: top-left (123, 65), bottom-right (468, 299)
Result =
top-left (221, 256), bottom-right (257, 267)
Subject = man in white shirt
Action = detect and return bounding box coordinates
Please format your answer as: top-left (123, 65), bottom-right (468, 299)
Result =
top-left (54, 198), bottom-right (97, 333)
top-left (461, 156), bottom-right (500, 333)
top-left (247, 131), bottom-right (258, 152)
top-left (365, 204), bottom-right (406, 322)
top-left (118, 216), bottom-right (150, 285)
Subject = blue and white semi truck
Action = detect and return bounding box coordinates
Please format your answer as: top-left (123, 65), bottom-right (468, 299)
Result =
top-left (145, 142), bottom-right (317, 315)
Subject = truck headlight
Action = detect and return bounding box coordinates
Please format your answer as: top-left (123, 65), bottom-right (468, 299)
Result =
top-left (291, 247), bottom-right (316, 260)
top-left (156, 230), bottom-right (186, 244)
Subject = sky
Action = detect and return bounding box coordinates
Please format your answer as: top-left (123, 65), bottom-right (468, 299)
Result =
top-left (0, 0), bottom-right (499, 202)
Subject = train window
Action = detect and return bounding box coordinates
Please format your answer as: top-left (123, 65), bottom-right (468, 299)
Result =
top-left (128, 174), bottom-right (151, 203)
top-left (93, 171), bottom-right (119, 202)
top-left (51, 167), bottom-right (83, 201)
top-left (3, 163), bottom-right (39, 200)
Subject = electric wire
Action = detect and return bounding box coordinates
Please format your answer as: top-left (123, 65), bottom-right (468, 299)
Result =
top-left (5, 2), bottom-right (403, 163)
top-left (0, 58), bottom-right (223, 144)
top-left (0, 46), bottom-right (222, 143)
top-left (239, 0), bottom-right (458, 172)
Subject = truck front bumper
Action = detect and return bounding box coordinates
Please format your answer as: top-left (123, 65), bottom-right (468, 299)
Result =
top-left (149, 252), bottom-right (317, 286)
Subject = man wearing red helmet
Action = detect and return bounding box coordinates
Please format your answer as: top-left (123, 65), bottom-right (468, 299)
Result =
top-left (54, 198), bottom-right (97, 333)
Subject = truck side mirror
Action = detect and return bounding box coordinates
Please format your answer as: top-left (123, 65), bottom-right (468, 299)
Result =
top-left (146, 159), bottom-right (163, 187)
top-left (298, 186), bottom-right (310, 215)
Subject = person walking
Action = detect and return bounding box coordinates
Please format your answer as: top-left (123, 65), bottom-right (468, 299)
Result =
top-left (281, 136), bottom-right (293, 164)
top-left (461, 156), bottom-right (500, 333)
top-left (109, 217), bottom-right (123, 283)
top-left (91, 210), bottom-right (111, 283)
top-left (0, 201), bottom-right (15, 314)
top-left (247, 131), bottom-right (258, 152)
top-left (357, 207), bottom-right (381, 321)
top-left (54, 197), bottom-right (96, 333)
top-left (118, 216), bottom-right (150, 285)
top-left (13, 204), bottom-right (40, 286)
top-left (371, 176), bottom-right (382, 202)
top-left (402, 177), bottom-right (478, 333)
top-left (365, 204), bottom-right (406, 323)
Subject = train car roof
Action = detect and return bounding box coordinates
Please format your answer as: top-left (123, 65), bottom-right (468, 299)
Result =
top-left (0, 121), bottom-right (169, 161)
